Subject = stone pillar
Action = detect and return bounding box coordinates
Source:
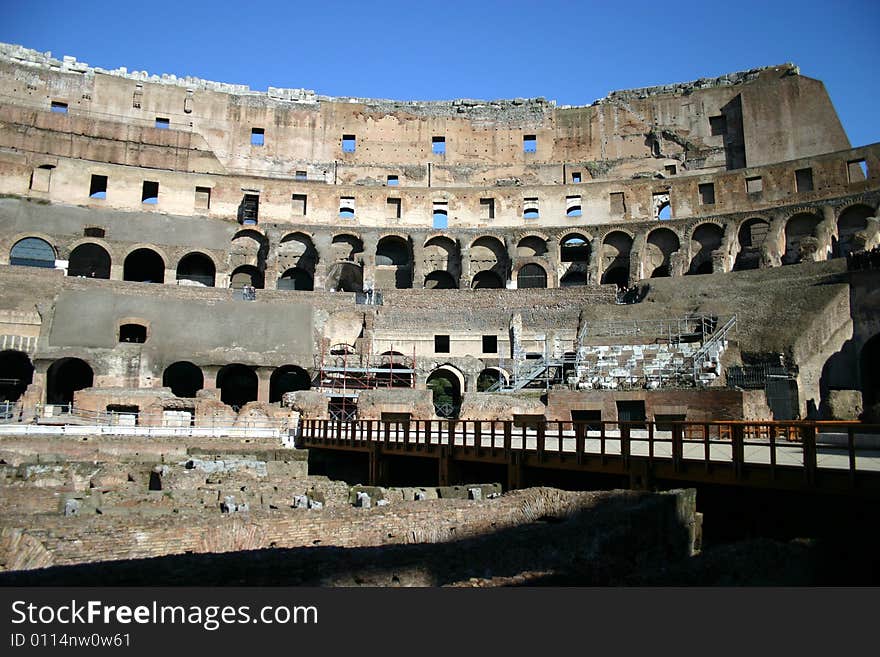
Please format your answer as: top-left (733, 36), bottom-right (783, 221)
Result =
top-left (629, 232), bottom-right (647, 282)
top-left (362, 234), bottom-right (379, 292)
top-left (110, 264), bottom-right (124, 281)
top-left (202, 365), bottom-right (221, 392)
top-left (717, 223), bottom-right (737, 272)
top-left (163, 268), bottom-right (176, 285)
top-left (767, 211), bottom-right (787, 267)
top-left (256, 366), bottom-right (272, 403)
top-left (411, 239), bottom-right (425, 288)
top-left (588, 237), bottom-right (602, 285)
top-left (506, 240), bottom-right (518, 289)
top-left (669, 250), bottom-right (686, 277)
top-left (546, 236), bottom-right (560, 287)
top-left (459, 247), bottom-right (471, 289)
top-left (818, 204), bottom-right (837, 260)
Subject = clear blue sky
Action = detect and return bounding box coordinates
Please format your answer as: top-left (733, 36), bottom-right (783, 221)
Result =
top-left (2, 0), bottom-right (878, 146)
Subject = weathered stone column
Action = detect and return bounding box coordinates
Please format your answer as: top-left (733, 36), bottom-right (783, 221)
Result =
top-left (505, 239), bottom-right (518, 289)
top-left (818, 204), bottom-right (837, 260)
top-left (411, 238), bottom-right (425, 288)
top-left (256, 366), bottom-right (273, 403)
top-left (546, 236), bottom-right (560, 287)
top-left (588, 237), bottom-right (602, 285)
top-left (459, 246), bottom-right (471, 289)
top-left (361, 233), bottom-right (379, 292)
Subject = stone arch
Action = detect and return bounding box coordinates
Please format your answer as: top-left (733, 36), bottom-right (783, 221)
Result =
top-left (376, 235), bottom-right (413, 289)
top-left (836, 204), bottom-right (875, 257)
top-left (269, 365), bottom-right (311, 403)
top-left (516, 235), bottom-right (548, 257)
top-left (517, 262), bottom-right (548, 288)
top-left (230, 265), bottom-right (264, 289)
top-left (162, 361), bottom-right (203, 398)
top-left (424, 270), bottom-right (457, 289)
top-left (46, 357), bottom-right (93, 406)
top-left (477, 367), bottom-right (509, 392)
top-left (733, 218), bottom-right (771, 271)
top-left (123, 247), bottom-right (165, 283)
top-left (600, 231), bottom-right (632, 288)
top-left (423, 235), bottom-right (460, 281)
top-left (216, 364), bottom-right (258, 409)
top-left (472, 270), bottom-right (504, 289)
top-left (176, 251), bottom-right (216, 287)
top-left (427, 365), bottom-right (465, 417)
top-left (645, 227), bottom-right (680, 278)
top-left (469, 235), bottom-right (508, 281)
top-left (687, 223), bottom-right (724, 275)
top-left (9, 237), bottom-right (56, 268)
top-left (559, 233), bottom-right (590, 286)
top-left (330, 234), bottom-right (364, 262)
top-left (326, 262), bottom-right (363, 292)
top-left (783, 212), bottom-right (823, 265)
top-left (0, 350), bottom-right (34, 402)
top-left (67, 242), bottom-right (111, 279)
top-left (278, 267), bottom-right (314, 291)
top-left (278, 232), bottom-right (318, 274)
top-left (230, 229), bottom-right (268, 275)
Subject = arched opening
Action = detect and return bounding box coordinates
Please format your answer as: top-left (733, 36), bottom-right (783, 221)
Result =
top-left (68, 243), bottom-right (110, 279)
top-left (516, 236), bottom-right (548, 258)
top-left (162, 361), bottom-right (203, 398)
top-left (330, 234), bottom-right (364, 261)
top-left (427, 368), bottom-right (463, 417)
top-left (0, 350), bottom-right (34, 402)
top-left (216, 364), bottom-right (258, 409)
top-left (733, 218), bottom-right (770, 271)
top-left (326, 262), bottom-right (363, 293)
top-left (123, 248), bottom-right (165, 283)
top-left (470, 236), bottom-right (507, 283)
top-left (424, 270), bottom-right (457, 289)
top-left (645, 228), bottom-right (680, 278)
top-left (376, 236), bottom-right (413, 289)
top-left (861, 335), bottom-right (880, 415)
top-left (269, 365), bottom-right (311, 403)
top-left (277, 268), bottom-right (314, 291)
top-left (477, 368), bottom-right (508, 392)
top-left (10, 237), bottom-right (55, 269)
top-left (517, 263), bottom-right (548, 289)
top-left (423, 236), bottom-right (459, 282)
top-left (46, 357), bottom-right (93, 406)
top-left (375, 351), bottom-right (414, 388)
top-left (119, 323), bottom-right (147, 343)
top-left (176, 252), bottom-right (216, 287)
top-left (601, 232), bottom-right (632, 289)
top-left (783, 213), bottom-right (822, 265)
top-left (560, 234), bottom-right (590, 263)
top-left (229, 265), bottom-right (264, 289)
top-left (472, 270), bottom-right (504, 289)
top-left (688, 223), bottom-right (724, 275)
top-left (837, 205), bottom-right (874, 257)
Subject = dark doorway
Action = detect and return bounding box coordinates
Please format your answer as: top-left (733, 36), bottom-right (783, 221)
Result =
top-left (472, 270), bottom-right (504, 289)
top-left (517, 263), bottom-right (548, 289)
top-left (427, 369), bottom-right (462, 418)
top-left (277, 268), bottom-right (314, 291)
top-left (269, 365), bottom-right (311, 403)
top-left (216, 364), bottom-right (258, 409)
top-left (0, 351), bottom-right (34, 402)
top-left (46, 358), bottom-right (93, 405)
top-left (571, 409), bottom-right (601, 430)
top-left (176, 253), bottom-right (216, 287)
top-left (68, 243), bottom-right (111, 279)
top-left (123, 248), bottom-right (165, 283)
top-left (162, 361), bottom-right (204, 398)
top-left (860, 335), bottom-right (880, 414)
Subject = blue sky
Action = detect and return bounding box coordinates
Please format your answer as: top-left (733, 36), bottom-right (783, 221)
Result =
top-left (2, 0), bottom-right (878, 145)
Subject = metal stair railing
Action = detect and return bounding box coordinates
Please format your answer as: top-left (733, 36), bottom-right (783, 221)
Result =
top-left (689, 314), bottom-right (737, 380)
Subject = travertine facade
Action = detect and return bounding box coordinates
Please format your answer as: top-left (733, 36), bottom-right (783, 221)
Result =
top-left (0, 42), bottom-right (878, 424)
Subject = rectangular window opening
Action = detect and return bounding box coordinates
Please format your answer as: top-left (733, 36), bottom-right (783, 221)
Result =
top-left (523, 197), bottom-right (539, 219)
top-left (746, 176), bottom-right (763, 194)
top-left (572, 171), bottom-right (582, 183)
top-left (292, 193), bottom-right (307, 216)
top-left (155, 117), bottom-right (169, 129)
top-left (795, 168), bottom-right (814, 193)
top-left (610, 192), bottom-right (626, 215)
top-left (195, 186), bottom-right (211, 210)
top-left (523, 134), bottom-right (537, 153)
top-left (340, 197), bottom-right (355, 219)
top-left (295, 170), bottom-right (307, 181)
top-left (566, 195), bottom-right (582, 217)
top-left (50, 101), bottom-right (68, 114)
top-left (616, 400), bottom-right (646, 428)
top-left (142, 181), bottom-right (159, 204)
top-left (480, 198), bottom-right (495, 220)
top-left (482, 335), bottom-right (498, 354)
top-left (698, 182), bottom-right (715, 205)
top-left (433, 201), bottom-right (449, 229)
top-left (432, 136), bottom-right (446, 154)
top-left (665, 164), bottom-right (677, 176)
top-left (83, 226), bottom-right (105, 238)
top-left (89, 174), bottom-right (108, 199)
top-left (709, 115), bottom-right (727, 136)
top-left (240, 194), bottom-right (260, 225)
top-left (387, 175), bottom-right (399, 186)
top-left (387, 197), bottom-right (401, 219)
top-left (342, 134), bottom-right (356, 152)
top-left (848, 159), bottom-right (868, 183)
top-left (434, 335), bottom-right (450, 353)
top-left (251, 128), bottom-right (265, 146)
top-left (571, 410), bottom-right (602, 431)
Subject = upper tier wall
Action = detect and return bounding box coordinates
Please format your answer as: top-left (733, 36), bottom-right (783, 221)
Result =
top-left (0, 43), bottom-right (850, 185)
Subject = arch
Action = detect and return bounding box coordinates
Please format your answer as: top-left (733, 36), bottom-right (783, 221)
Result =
top-left (472, 270), bottom-right (504, 289)
top-left (162, 361), bottom-right (203, 398)
top-left (277, 267), bottom-right (314, 291)
top-left (331, 234), bottom-right (364, 262)
top-left (0, 350), bottom-right (34, 402)
top-left (516, 235), bottom-right (548, 258)
top-left (278, 232), bottom-right (318, 270)
top-left (427, 366), bottom-right (464, 417)
top-left (269, 365), bottom-right (311, 403)
top-left (836, 204), bottom-right (874, 257)
top-left (560, 233), bottom-right (590, 263)
top-left (176, 252), bottom-right (216, 287)
top-left (645, 227), bottom-right (680, 278)
top-left (216, 363), bottom-right (258, 409)
top-left (376, 235), bottom-right (413, 289)
top-left (326, 262), bottom-right (363, 292)
top-left (46, 357), bottom-right (93, 406)
top-left (123, 248), bottom-right (165, 283)
top-left (230, 265), bottom-right (264, 289)
top-left (861, 334), bottom-right (880, 413)
top-left (374, 351), bottom-right (414, 388)
top-left (423, 235), bottom-right (459, 278)
top-left (688, 223), bottom-right (724, 275)
top-left (10, 237), bottom-right (55, 268)
top-left (601, 231), bottom-right (632, 289)
top-left (733, 218), bottom-right (771, 271)
top-left (67, 242), bottom-right (111, 279)
top-left (424, 270), bottom-right (457, 289)
top-left (477, 367), bottom-right (509, 392)
top-left (469, 235), bottom-right (507, 275)
top-left (517, 263), bottom-right (547, 289)
top-left (783, 212), bottom-right (822, 265)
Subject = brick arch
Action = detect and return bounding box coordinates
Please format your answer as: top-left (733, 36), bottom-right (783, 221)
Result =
top-left (120, 242), bottom-right (172, 266)
top-left (834, 199), bottom-right (878, 220)
top-left (169, 248), bottom-right (222, 272)
top-left (599, 227), bottom-right (636, 242)
top-left (0, 232), bottom-right (58, 265)
top-left (64, 236), bottom-right (117, 261)
top-left (683, 218), bottom-right (728, 243)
